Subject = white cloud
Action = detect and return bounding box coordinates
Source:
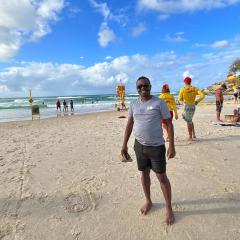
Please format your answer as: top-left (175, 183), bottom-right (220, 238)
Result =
top-left (0, 52), bottom-right (180, 96)
top-left (158, 14), bottom-right (169, 21)
top-left (137, 0), bottom-right (240, 13)
top-left (183, 71), bottom-right (193, 79)
top-left (192, 43), bottom-right (207, 48)
top-left (0, 0), bottom-right (65, 61)
top-left (67, 6), bottom-right (81, 17)
top-left (89, 0), bottom-right (121, 48)
top-left (165, 32), bottom-right (187, 43)
top-left (211, 40), bottom-right (229, 48)
top-left (98, 23), bottom-right (115, 47)
top-left (0, 85), bottom-right (9, 94)
top-left (1, 36), bottom-right (240, 97)
top-left (132, 23), bottom-right (147, 37)
top-left (89, 0), bottom-right (111, 21)
top-left (193, 40), bottom-right (229, 49)
top-left (105, 56), bottom-right (113, 60)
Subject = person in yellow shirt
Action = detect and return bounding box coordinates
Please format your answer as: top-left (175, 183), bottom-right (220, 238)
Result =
top-left (159, 84), bottom-right (178, 140)
top-left (232, 83), bottom-right (238, 104)
top-left (178, 77), bottom-right (205, 141)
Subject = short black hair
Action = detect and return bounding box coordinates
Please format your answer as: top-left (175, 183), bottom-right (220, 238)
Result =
top-left (136, 76), bottom-right (151, 84)
top-left (221, 83), bottom-right (227, 89)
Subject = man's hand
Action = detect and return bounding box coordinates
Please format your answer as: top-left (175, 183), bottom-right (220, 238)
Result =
top-left (167, 146), bottom-right (176, 159)
top-left (194, 100), bottom-right (199, 105)
top-left (121, 145), bottom-right (128, 157)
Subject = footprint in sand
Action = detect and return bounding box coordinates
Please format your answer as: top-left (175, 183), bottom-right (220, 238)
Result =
top-left (64, 189), bottom-right (96, 213)
top-left (224, 186), bottom-right (235, 193)
top-left (0, 156), bottom-right (5, 166)
top-left (173, 203), bottom-right (185, 211)
top-left (0, 225), bottom-right (12, 239)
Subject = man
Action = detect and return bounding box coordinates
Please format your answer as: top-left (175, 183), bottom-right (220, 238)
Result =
top-left (63, 99), bottom-right (67, 112)
top-left (121, 76), bottom-right (175, 225)
top-left (215, 83), bottom-right (227, 122)
top-left (56, 99), bottom-right (61, 111)
top-left (178, 77), bottom-right (205, 141)
top-left (159, 84), bottom-right (178, 141)
top-left (70, 99), bottom-right (74, 112)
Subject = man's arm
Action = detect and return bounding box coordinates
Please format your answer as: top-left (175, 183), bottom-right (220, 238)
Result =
top-left (121, 117), bottom-right (134, 156)
top-left (165, 119), bottom-right (176, 159)
top-left (195, 89), bottom-right (205, 105)
top-left (178, 88), bottom-right (183, 102)
top-left (171, 96), bottom-right (178, 119)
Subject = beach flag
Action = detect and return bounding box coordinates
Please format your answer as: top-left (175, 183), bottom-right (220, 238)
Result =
top-left (29, 90), bottom-right (33, 104)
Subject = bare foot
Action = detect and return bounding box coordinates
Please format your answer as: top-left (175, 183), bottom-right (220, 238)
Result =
top-left (166, 208), bottom-right (175, 225)
top-left (187, 138), bottom-right (193, 141)
top-left (140, 201), bottom-right (152, 215)
top-left (193, 135), bottom-right (197, 139)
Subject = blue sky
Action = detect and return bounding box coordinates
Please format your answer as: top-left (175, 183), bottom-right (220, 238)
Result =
top-left (1, 0), bottom-right (240, 97)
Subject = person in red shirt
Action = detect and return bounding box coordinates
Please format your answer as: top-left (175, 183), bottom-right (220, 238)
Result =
top-left (56, 100), bottom-right (61, 112)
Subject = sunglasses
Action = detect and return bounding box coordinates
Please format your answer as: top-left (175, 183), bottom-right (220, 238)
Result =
top-left (137, 84), bottom-right (150, 90)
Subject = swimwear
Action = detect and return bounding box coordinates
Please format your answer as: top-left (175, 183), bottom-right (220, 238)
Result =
top-left (216, 100), bottom-right (223, 113)
top-left (182, 104), bottom-right (196, 123)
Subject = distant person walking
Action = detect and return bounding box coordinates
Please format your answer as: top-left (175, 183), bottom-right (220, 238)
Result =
top-left (70, 99), bottom-right (74, 112)
top-left (63, 99), bottom-right (68, 112)
top-left (215, 83), bottom-right (227, 122)
top-left (56, 100), bottom-right (61, 111)
top-left (178, 77), bottom-right (205, 141)
top-left (121, 76), bottom-right (175, 225)
top-left (159, 84), bottom-right (178, 141)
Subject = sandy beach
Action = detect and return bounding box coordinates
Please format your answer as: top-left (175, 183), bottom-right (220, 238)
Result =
top-left (0, 102), bottom-right (240, 240)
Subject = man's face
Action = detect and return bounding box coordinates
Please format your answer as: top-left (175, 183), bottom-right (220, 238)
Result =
top-left (136, 78), bottom-right (151, 98)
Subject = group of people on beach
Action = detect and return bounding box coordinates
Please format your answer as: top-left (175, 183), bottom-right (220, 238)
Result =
top-left (56, 99), bottom-right (74, 112)
top-left (215, 82), bottom-right (240, 122)
top-left (121, 75), bottom-right (239, 226)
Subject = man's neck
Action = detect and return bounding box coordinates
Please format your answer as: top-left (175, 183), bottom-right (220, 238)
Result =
top-left (140, 95), bottom-right (152, 102)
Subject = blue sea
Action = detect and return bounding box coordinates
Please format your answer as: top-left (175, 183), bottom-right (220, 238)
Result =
top-left (0, 92), bottom-right (214, 123)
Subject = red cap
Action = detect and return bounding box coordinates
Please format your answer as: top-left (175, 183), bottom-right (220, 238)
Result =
top-left (184, 77), bottom-right (192, 84)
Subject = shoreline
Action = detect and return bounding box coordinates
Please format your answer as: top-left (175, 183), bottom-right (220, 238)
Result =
top-left (0, 98), bottom-right (237, 124)
top-left (0, 94), bottom-right (222, 124)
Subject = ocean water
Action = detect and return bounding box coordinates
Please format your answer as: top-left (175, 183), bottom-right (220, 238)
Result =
top-left (0, 94), bottom-right (138, 123)
top-left (0, 92), bottom-right (214, 123)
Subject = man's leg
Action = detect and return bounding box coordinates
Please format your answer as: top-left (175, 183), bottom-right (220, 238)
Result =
top-left (192, 122), bottom-right (196, 138)
top-left (216, 101), bottom-right (222, 122)
top-left (140, 168), bottom-right (152, 215)
top-left (216, 111), bottom-right (221, 121)
top-left (156, 173), bottom-right (174, 225)
top-left (187, 123), bottom-right (193, 141)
